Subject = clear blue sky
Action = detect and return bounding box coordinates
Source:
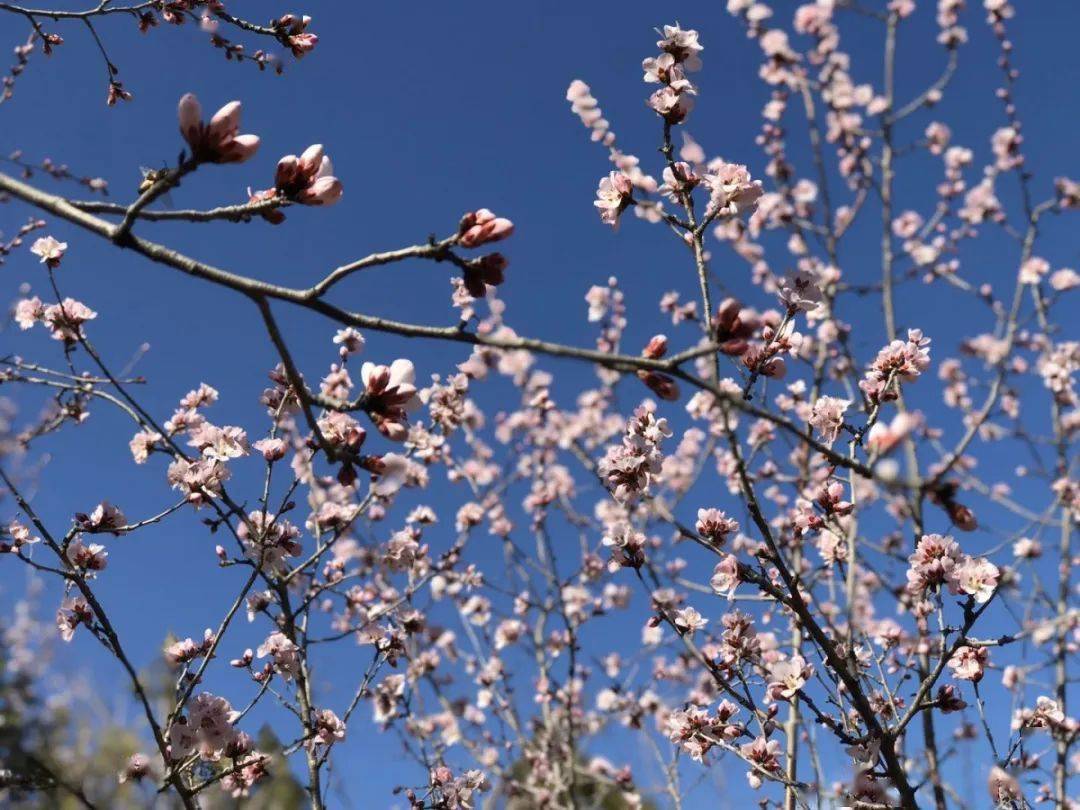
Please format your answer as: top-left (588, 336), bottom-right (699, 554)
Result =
top-left (2, 2), bottom-right (1078, 807)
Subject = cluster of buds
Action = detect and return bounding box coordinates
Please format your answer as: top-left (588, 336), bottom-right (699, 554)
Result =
top-left (457, 208), bottom-right (514, 248)
top-left (815, 480), bottom-right (853, 517)
top-left (711, 298), bottom-right (756, 356)
top-left (178, 94), bottom-right (260, 164)
top-left (455, 209), bottom-right (514, 298)
top-left (741, 318), bottom-right (798, 382)
top-left (271, 14), bottom-right (318, 58)
top-left (271, 144), bottom-right (342, 205)
top-left (459, 253), bottom-right (507, 299)
top-left (249, 144), bottom-right (343, 223)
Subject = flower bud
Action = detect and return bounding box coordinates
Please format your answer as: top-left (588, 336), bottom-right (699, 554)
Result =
top-left (642, 334), bottom-right (668, 359)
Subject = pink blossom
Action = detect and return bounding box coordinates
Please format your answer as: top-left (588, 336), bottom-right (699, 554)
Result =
top-left (948, 555), bottom-right (1000, 603)
top-left (1019, 256), bottom-right (1049, 285)
top-left (360, 358), bottom-right (421, 440)
top-left (75, 501), bottom-right (128, 534)
top-left (794, 3), bottom-right (833, 35)
top-left (601, 524), bottom-right (647, 570)
top-left (256, 631), bottom-right (301, 679)
top-left (1056, 176), bottom-right (1080, 209)
top-left (991, 126), bottom-right (1023, 171)
top-left (167, 458), bottom-right (231, 506)
top-left (987, 766), bottom-right (1021, 804)
top-left (766, 655), bottom-right (813, 701)
top-left (237, 511), bottom-right (302, 571)
top-left (42, 298), bottom-right (97, 342)
top-left (56, 596), bottom-right (92, 642)
top-left (808, 396), bottom-right (850, 445)
top-left (642, 52), bottom-right (696, 93)
top-left (740, 736), bottom-right (781, 789)
top-left (2, 521), bottom-right (40, 553)
top-left (30, 235), bottom-right (67, 266)
top-left (314, 708), bottom-right (346, 745)
top-left (960, 178), bottom-right (1002, 224)
top-left (13, 296), bottom-right (44, 330)
top-left (656, 24), bottom-right (704, 71)
top-left (907, 533), bottom-right (962, 594)
top-left (860, 329), bottom-right (932, 402)
top-left (703, 161), bottom-right (763, 219)
top-left (709, 554), bottom-right (740, 597)
top-left (129, 429), bottom-right (162, 463)
top-left (188, 423), bottom-right (249, 461)
top-left (647, 85), bottom-right (695, 123)
top-left (566, 79), bottom-right (615, 146)
top-left (925, 122), bottom-right (951, 154)
top-left (1050, 267), bottom-right (1079, 291)
top-left (598, 408), bottom-right (670, 503)
top-left (66, 538), bottom-right (108, 571)
top-left (696, 508), bottom-right (739, 546)
top-left (673, 606), bottom-right (707, 635)
top-left (164, 628), bottom-right (215, 667)
top-left (891, 210), bottom-right (923, 239)
top-left (188, 691), bottom-right (238, 753)
top-left (333, 327), bottom-right (366, 356)
top-left (594, 171), bottom-right (634, 228)
top-left (948, 644), bottom-right (988, 681)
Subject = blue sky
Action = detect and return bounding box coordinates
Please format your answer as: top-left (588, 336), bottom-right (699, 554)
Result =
top-left (2, 1), bottom-right (1078, 807)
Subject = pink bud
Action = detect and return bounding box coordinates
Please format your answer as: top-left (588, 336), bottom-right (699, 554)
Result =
top-left (222, 134), bottom-right (260, 164)
top-left (365, 365), bottom-right (391, 394)
top-left (178, 93), bottom-right (203, 145)
top-left (948, 502), bottom-right (978, 531)
top-left (487, 217), bottom-right (514, 241)
top-left (275, 155), bottom-right (301, 189)
top-left (290, 32), bottom-right (318, 58)
top-left (207, 100), bottom-right (242, 142)
top-left (638, 370), bottom-right (680, 401)
top-left (300, 175), bottom-right (343, 206)
top-left (459, 213), bottom-right (515, 247)
top-left (715, 298), bottom-right (742, 331)
top-left (642, 334), bottom-right (668, 359)
top-left (761, 357), bottom-right (786, 379)
top-left (299, 144), bottom-right (324, 177)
